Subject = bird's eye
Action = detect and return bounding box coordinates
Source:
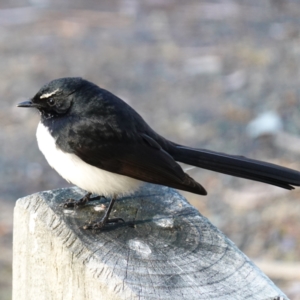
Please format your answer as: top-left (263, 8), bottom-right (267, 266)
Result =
top-left (47, 98), bottom-right (55, 106)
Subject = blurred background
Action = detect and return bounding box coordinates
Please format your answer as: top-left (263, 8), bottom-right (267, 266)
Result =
top-left (1, 0), bottom-right (300, 299)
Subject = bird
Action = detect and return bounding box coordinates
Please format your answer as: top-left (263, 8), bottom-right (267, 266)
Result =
top-left (18, 77), bottom-right (300, 230)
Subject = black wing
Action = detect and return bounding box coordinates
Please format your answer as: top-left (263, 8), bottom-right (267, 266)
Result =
top-left (62, 120), bottom-right (206, 195)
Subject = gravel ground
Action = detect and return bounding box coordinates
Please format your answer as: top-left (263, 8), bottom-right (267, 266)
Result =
top-left (1, 0), bottom-right (300, 299)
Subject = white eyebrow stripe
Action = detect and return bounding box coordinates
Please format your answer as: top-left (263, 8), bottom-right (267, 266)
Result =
top-left (40, 88), bottom-right (60, 99)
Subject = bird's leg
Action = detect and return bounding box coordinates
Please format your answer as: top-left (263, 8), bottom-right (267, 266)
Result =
top-left (63, 192), bottom-right (104, 208)
top-left (83, 194), bottom-right (124, 230)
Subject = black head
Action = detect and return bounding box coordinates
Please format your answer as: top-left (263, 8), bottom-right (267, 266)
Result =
top-left (18, 77), bottom-right (85, 118)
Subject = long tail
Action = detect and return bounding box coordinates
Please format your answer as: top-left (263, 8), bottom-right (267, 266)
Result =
top-left (170, 144), bottom-right (300, 190)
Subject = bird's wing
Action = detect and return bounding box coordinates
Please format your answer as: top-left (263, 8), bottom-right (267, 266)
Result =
top-left (64, 125), bottom-right (206, 195)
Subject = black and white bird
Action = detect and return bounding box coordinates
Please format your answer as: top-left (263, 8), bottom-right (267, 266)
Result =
top-left (18, 77), bottom-right (300, 229)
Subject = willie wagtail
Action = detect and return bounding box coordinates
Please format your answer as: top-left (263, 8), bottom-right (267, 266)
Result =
top-left (18, 77), bottom-right (300, 230)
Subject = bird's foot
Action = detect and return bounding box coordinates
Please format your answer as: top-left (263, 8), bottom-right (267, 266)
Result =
top-left (83, 217), bottom-right (125, 231)
top-left (62, 193), bottom-right (104, 208)
top-left (83, 194), bottom-right (124, 230)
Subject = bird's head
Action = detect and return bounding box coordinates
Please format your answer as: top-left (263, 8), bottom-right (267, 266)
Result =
top-left (17, 77), bottom-right (85, 119)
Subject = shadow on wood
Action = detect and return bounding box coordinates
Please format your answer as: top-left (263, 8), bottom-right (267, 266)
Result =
top-left (13, 184), bottom-right (287, 300)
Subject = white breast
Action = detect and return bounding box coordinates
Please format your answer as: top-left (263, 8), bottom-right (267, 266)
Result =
top-left (36, 122), bottom-right (142, 197)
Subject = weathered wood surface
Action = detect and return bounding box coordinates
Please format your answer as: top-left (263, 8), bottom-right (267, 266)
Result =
top-left (13, 184), bottom-right (287, 300)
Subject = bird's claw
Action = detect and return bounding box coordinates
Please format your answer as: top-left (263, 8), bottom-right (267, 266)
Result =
top-left (62, 193), bottom-right (93, 209)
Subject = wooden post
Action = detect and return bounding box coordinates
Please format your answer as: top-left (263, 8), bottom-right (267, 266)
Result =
top-left (13, 184), bottom-right (287, 300)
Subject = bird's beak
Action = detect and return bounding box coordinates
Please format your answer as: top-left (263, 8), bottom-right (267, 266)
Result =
top-left (17, 100), bottom-right (34, 108)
